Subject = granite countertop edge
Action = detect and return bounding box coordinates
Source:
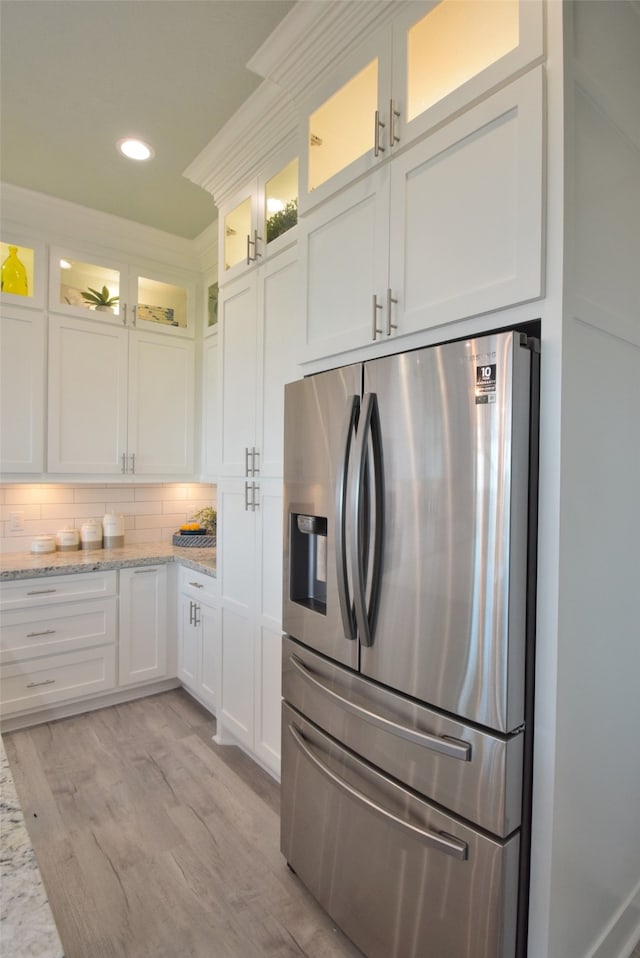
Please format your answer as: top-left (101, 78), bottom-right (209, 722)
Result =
top-left (0, 543), bottom-right (216, 581)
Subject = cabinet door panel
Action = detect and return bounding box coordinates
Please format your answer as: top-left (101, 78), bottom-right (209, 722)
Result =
top-left (119, 566), bottom-right (168, 685)
top-left (128, 332), bottom-right (194, 475)
top-left (219, 276), bottom-right (258, 476)
top-left (220, 607), bottom-right (254, 748)
top-left (302, 168), bottom-right (390, 362)
top-left (389, 68), bottom-right (543, 337)
top-left (254, 623), bottom-right (282, 777)
top-left (48, 316), bottom-right (128, 474)
top-left (177, 594), bottom-right (198, 689)
top-left (257, 250), bottom-right (300, 477)
top-left (200, 601), bottom-right (220, 711)
top-left (0, 309), bottom-right (45, 473)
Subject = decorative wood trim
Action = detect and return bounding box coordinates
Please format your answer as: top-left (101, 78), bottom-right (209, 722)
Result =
top-left (183, 82), bottom-right (298, 208)
top-left (247, 0), bottom-right (404, 97)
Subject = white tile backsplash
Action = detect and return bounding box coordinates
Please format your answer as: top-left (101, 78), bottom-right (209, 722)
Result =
top-left (0, 483), bottom-right (217, 554)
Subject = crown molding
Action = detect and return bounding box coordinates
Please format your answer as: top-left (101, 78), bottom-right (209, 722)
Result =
top-left (183, 80), bottom-right (298, 209)
top-left (247, 0), bottom-right (404, 100)
top-left (0, 182), bottom-right (200, 271)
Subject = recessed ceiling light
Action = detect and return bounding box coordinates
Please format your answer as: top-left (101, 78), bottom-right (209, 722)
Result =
top-left (117, 138), bottom-right (154, 161)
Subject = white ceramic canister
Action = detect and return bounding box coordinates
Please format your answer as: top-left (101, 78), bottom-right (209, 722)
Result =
top-left (30, 535), bottom-right (56, 554)
top-left (102, 513), bottom-right (125, 548)
top-left (80, 519), bottom-right (103, 550)
top-left (56, 528), bottom-right (80, 551)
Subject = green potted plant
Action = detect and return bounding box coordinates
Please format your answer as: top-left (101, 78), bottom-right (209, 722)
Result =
top-left (81, 285), bottom-right (119, 312)
top-left (192, 507), bottom-right (217, 535)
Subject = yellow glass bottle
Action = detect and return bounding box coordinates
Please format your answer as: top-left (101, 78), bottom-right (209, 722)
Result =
top-left (1, 245), bottom-right (28, 296)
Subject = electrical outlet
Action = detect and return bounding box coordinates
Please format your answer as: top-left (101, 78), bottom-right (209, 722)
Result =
top-left (8, 511), bottom-right (25, 534)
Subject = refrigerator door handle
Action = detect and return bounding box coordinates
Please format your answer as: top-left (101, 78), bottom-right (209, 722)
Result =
top-left (289, 653), bottom-right (471, 761)
top-left (287, 722), bottom-right (469, 861)
top-left (335, 395), bottom-right (359, 640)
top-left (351, 392), bottom-right (383, 648)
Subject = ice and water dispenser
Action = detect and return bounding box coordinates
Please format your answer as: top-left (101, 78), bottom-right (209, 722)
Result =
top-left (289, 514), bottom-right (328, 615)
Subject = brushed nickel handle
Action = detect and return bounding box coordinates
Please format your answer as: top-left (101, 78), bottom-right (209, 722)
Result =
top-left (188, 581), bottom-right (204, 589)
top-left (252, 447), bottom-right (260, 475)
top-left (389, 99), bottom-right (400, 146)
top-left (247, 230), bottom-right (262, 264)
top-left (122, 452), bottom-right (127, 473)
top-left (26, 678), bottom-right (56, 689)
top-left (26, 629), bottom-right (57, 638)
top-left (245, 446), bottom-right (252, 477)
top-left (386, 288), bottom-right (398, 336)
top-left (288, 723), bottom-right (468, 860)
top-left (374, 109), bottom-right (385, 156)
top-left (289, 654), bottom-right (471, 761)
top-left (133, 568), bottom-right (156, 574)
top-left (192, 603), bottom-right (201, 627)
top-left (129, 452), bottom-right (136, 474)
top-left (132, 305), bottom-right (137, 327)
top-left (26, 589), bottom-right (57, 596)
top-left (372, 294), bottom-right (383, 340)
top-left (122, 303), bottom-right (128, 326)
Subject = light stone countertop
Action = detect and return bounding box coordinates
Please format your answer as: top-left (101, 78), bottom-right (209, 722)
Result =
top-left (0, 734), bottom-right (64, 958)
top-left (0, 542), bottom-right (216, 581)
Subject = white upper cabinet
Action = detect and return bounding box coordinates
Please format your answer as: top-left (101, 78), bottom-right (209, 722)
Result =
top-left (218, 244), bottom-right (299, 478)
top-left (0, 307), bottom-right (45, 474)
top-left (218, 154), bottom-right (299, 285)
top-left (47, 314), bottom-right (195, 477)
top-left (299, 0), bottom-right (543, 211)
top-left (302, 67), bottom-right (544, 363)
top-left (49, 246), bottom-right (196, 337)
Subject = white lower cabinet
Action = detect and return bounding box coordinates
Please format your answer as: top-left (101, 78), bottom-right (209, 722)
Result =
top-left (0, 571), bottom-right (117, 719)
top-left (217, 477), bottom-right (283, 778)
top-left (118, 566), bottom-right (168, 686)
top-left (177, 567), bottom-right (220, 712)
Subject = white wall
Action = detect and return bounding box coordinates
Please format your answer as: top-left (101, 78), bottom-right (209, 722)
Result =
top-left (0, 482), bottom-right (216, 554)
top-left (534, 3), bottom-right (640, 956)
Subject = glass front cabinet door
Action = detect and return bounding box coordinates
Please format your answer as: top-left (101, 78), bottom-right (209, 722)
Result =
top-left (219, 155), bottom-right (299, 284)
top-left (50, 248), bottom-right (195, 336)
top-left (301, 0), bottom-right (542, 209)
top-left (1, 236), bottom-right (45, 308)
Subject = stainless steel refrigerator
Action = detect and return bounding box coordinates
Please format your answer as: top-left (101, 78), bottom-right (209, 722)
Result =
top-left (281, 330), bottom-right (539, 958)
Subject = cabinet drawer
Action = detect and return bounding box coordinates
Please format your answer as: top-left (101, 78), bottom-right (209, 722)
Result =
top-left (0, 645), bottom-right (117, 717)
top-left (0, 571), bottom-right (117, 610)
top-left (178, 566), bottom-right (218, 603)
top-left (1, 597), bottom-right (116, 664)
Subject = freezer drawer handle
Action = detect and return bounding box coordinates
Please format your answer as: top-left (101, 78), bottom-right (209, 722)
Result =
top-left (288, 722), bottom-right (468, 861)
top-left (289, 654), bottom-right (471, 762)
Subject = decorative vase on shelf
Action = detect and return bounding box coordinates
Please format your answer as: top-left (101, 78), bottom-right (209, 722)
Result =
top-left (1, 246), bottom-right (28, 296)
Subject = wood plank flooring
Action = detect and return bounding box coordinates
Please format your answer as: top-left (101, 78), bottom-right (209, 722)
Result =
top-left (5, 689), bottom-right (640, 958)
top-left (3, 690), bottom-right (364, 958)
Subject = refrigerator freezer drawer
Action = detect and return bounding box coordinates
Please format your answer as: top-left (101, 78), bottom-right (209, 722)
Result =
top-left (281, 702), bottom-right (520, 958)
top-left (283, 636), bottom-right (523, 837)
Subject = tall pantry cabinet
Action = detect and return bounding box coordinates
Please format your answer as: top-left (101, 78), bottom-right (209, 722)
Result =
top-left (241, 3), bottom-right (640, 957)
top-left (186, 82), bottom-right (301, 777)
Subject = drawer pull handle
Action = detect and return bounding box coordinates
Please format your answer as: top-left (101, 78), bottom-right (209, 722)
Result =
top-left (26, 678), bottom-right (56, 689)
top-left (134, 568), bottom-right (157, 574)
top-left (188, 581), bottom-right (204, 589)
top-left (26, 588), bottom-right (57, 596)
top-left (26, 629), bottom-right (57, 638)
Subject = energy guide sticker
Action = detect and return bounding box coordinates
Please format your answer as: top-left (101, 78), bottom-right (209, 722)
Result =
top-left (475, 364), bottom-right (497, 404)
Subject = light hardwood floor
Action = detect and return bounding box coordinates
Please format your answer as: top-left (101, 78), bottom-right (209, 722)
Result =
top-left (5, 690), bottom-right (640, 958)
top-left (4, 690), bottom-right (364, 958)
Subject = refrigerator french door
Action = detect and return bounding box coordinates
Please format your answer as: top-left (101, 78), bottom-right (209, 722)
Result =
top-left (281, 330), bottom-right (538, 958)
